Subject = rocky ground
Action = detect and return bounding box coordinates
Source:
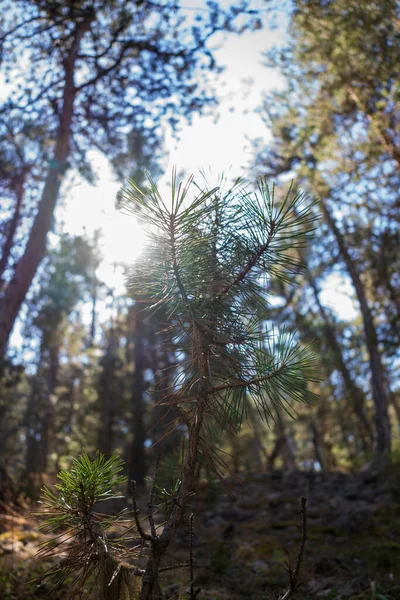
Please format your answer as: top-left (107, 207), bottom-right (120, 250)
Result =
top-left (1, 464), bottom-right (400, 599)
top-left (172, 465), bottom-right (400, 599)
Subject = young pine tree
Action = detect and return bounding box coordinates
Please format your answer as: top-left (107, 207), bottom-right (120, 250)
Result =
top-left (39, 172), bottom-right (319, 599)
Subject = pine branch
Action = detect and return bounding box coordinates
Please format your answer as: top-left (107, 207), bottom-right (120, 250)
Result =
top-left (208, 362), bottom-right (287, 394)
top-left (131, 480), bottom-right (154, 543)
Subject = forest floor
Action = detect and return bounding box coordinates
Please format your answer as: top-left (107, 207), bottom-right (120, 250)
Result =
top-left (1, 463), bottom-right (400, 599)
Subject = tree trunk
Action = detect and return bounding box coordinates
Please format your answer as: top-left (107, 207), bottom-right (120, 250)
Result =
top-left (305, 265), bottom-right (374, 451)
top-left (310, 421), bottom-right (329, 470)
top-left (0, 17), bottom-right (92, 359)
top-left (246, 397), bottom-right (268, 471)
top-left (99, 329), bottom-right (118, 458)
top-left (129, 302), bottom-right (147, 487)
top-left (148, 318), bottom-right (180, 458)
top-left (0, 173), bottom-right (26, 289)
top-left (140, 543), bottom-right (164, 600)
top-left (39, 343), bottom-right (59, 472)
top-left (267, 407), bottom-right (296, 471)
top-left (321, 201), bottom-right (391, 454)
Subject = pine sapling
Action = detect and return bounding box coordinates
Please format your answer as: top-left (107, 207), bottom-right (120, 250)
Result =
top-left (38, 171), bottom-right (319, 599)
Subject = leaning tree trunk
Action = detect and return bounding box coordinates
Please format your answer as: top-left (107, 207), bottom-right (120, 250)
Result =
top-left (321, 200), bottom-right (391, 454)
top-left (0, 171), bottom-right (26, 289)
top-left (304, 265), bottom-right (374, 452)
top-left (0, 17), bottom-right (93, 360)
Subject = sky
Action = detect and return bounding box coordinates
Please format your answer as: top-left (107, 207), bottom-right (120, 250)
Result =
top-left (57, 3), bottom-right (358, 322)
top-left (58, 14), bottom-right (284, 285)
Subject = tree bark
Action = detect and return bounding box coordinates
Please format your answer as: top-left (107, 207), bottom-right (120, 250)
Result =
top-left (321, 200), bottom-right (391, 454)
top-left (267, 407), bottom-right (296, 471)
top-left (39, 343), bottom-right (59, 473)
top-left (0, 172), bottom-right (26, 289)
top-left (99, 329), bottom-right (118, 458)
top-left (0, 16), bottom-right (93, 359)
top-left (304, 265), bottom-right (374, 451)
top-left (246, 397), bottom-right (268, 471)
top-left (129, 302), bottom-right (147, 487)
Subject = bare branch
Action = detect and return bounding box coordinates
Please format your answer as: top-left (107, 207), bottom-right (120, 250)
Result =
top-left (208, 362), bottom-right (287, 394)
top-left (218, 226), bottom-right (275, 298)
top-left (188, 513), bottom-right (200, 599)
top-left (280, 497), bottom-right (308, 600)
top-left (147, 454), bottom-right (161, 539)
top-left (75, 40), bottom-right (186, 92)
top-left (0, 15), bottom-right (43, 42)
top-left (78, 21), bottom-right (128, 61)
top-left (159, 562), bottom-right (189, 573)
top-left (131, 480), bottom-right (154, 543)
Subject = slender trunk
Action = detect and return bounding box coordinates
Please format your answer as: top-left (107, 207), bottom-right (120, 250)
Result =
top-left (279, 427), bottom-right (296, 472)
top-left (310, 421), bottom-right (328, 470)
top-left (39, 344), bottom-right (59, 472)
top-left (139, 331), bottom-right (209, 600)
top-left (267, 407), bottom-right (296, 471)
top-left (388, 387), bottom-right (400, 430)
top-left (55, 373), bottom-right (77, 472)
top-left (304, 265), bottom-right (374, 451)
top-left (267, 431), bottom-right (282, 472)
top-left (0, 17), bottom-right (92, 359)
top-left (99, 330), bottom-right (118, 457)
top-left (146, 314), bottom-right (179, 457)
top-left (140, 206), bottom-right (231, 599)
top-left (0, 173), bottom-right (26, 288)
top-left (140, 544), bottom-right (164, 600)
top-left (25, 379), bottom-right (42, 477)
top-left (321, 201), bottom-right (391, 454)
top-left (89, 277), bottom-right (97, 345)
top-left (246, 397), bottom-right (268, 470)
top-left (129, 302), bottom-right (147, 487)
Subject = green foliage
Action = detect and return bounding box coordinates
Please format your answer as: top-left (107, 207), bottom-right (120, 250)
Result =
top-left (252, 0), bottom-right (400, 460)
top-left (39, 451), bottom-right (126, 532)
top-left (151, 477), bottom-right (182, 519)
top-left (119, 171), bottom-right (320, 442)
top-left (37, 452), bottom-right (131, 596)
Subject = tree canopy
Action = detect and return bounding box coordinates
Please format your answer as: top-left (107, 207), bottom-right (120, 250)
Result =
top-left (0, 0), bottom-right (257, 359)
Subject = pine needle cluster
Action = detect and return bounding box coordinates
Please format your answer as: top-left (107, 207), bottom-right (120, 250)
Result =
top-left (119, 172), bottom-right (320, 460)
top-left (38, 452), bottom-right (135, 597)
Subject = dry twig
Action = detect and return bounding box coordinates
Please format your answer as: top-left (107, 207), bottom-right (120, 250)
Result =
top-left (279, 496), bottom-right (307, 600)
top-left (188, 513), bottom-right (200, 599)
top-left (131, 480), bottom-right (153, 543)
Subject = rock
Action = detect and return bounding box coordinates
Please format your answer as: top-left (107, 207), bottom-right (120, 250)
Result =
top-left (332, 509), bottom-right (372, 534)
top-left (251, 560), bottom-right (269, 573)
top-left (266, 492), bottom-right (281, 506)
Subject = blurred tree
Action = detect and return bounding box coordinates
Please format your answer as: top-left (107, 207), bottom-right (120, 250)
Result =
top-left (127, 300), bottom-right (147, 486)
top-left (98, 321), bottom-right (125, 459)
top-left (253, 0), bottom-right (400, 454)
top-left (23, 235), bottom-right (97, 479)
top-left (0, 0), bottom-right (258, 359)
top-left (0, 360), bottom-right (27, 505)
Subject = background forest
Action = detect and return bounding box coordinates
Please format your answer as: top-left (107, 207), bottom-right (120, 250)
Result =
top-left (0, 1), bottom-right (399, 599)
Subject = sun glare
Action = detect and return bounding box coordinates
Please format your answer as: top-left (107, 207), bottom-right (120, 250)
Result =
top-left (58, 18), bottom-right (288, 297)
top-left (320, 273), bottom-right (359, 321)
top-left (58, 155), bottom-right (146, 294)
